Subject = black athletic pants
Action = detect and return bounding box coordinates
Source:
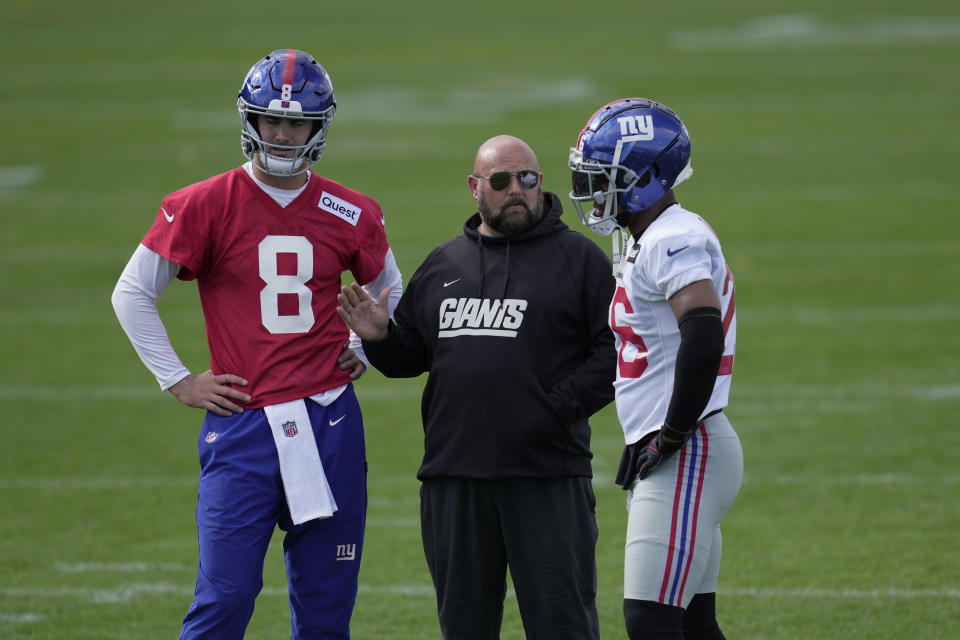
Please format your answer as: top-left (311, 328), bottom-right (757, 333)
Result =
top-left (420, 476), bottom-right (600, 640)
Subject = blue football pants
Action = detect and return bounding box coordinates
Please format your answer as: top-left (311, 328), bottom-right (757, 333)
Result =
top-left (179, 385), bottom-right (367, 640)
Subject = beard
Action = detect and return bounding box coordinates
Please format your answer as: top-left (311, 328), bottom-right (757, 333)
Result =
top-left (477, 189), bottom-right (545, 235)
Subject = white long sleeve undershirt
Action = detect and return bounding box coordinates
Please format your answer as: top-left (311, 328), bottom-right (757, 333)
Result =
top-left (111, 244), bottom-right (190, 390)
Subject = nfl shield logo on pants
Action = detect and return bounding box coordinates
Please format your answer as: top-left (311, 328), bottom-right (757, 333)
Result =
top-left (282, 420), bottom-right (298, 438)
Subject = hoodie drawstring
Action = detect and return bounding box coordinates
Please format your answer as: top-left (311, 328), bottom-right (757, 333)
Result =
top-left (475, 235), bottom-right (511, 300)
top-left (477, 234), bottom-right (485, 298)
top-left (501, 240), bottom-right (510, 300)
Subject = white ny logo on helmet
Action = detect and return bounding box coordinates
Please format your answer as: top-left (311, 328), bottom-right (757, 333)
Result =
top-left (617, 115), bottom-right (654, 140)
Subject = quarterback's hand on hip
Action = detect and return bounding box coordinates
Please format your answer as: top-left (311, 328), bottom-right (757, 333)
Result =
top-left (169, 370), bottom-right (251, 417)
top-left (637, 429), bottom-right (684, 480)
top-left (337, 343), bottom-right (368, 380)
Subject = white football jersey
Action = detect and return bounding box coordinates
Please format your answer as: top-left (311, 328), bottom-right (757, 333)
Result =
top-left (612, 204), bottom-right (736, 445)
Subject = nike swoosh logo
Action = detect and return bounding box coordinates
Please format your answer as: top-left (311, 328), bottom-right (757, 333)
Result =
top-left (443, 279), bottom-right (462, 287)
top-left (666, 245), bottom-right (689, 257)
top-left (329, 416), bottom-right (346, 427)
top-left (161, 207), bottom-right (174, 223)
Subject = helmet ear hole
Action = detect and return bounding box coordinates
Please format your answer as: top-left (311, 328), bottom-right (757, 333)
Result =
top-left (652, 163), bottom-right (669, 186)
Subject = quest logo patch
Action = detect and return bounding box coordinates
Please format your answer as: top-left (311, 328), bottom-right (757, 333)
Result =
top-left (319, 192), bottom-right (362, 227)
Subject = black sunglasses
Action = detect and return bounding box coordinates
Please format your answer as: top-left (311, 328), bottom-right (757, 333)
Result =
top-left (472, 170), bottom-right (540, 191)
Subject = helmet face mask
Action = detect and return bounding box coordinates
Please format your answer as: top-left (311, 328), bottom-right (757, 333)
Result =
top-left (569, 147), bottom-right (642, 236)
top-left (238, 49), bottom-right (337, 177)
top-left (569, 98), bottom-right (692, 236)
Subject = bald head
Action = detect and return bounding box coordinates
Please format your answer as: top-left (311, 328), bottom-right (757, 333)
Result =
top-left (473, 135), bottom-right (540, 175)
top-left (468, 134), bottom-right (545, 237)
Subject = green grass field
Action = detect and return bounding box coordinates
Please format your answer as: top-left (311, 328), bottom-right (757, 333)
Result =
top-left (2, 1), bottom-right (959, 638)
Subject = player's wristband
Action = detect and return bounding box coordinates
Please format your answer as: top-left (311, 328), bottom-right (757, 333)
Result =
top-left (662, 422), bottom-right (694, 439)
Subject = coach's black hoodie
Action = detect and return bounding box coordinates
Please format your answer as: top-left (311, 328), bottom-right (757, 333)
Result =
top-left (363, 192), bottom-right (616, 479)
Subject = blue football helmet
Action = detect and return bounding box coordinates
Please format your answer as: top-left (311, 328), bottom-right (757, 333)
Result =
top-left (238, 49), bottom-right (336, 177)
top-left (568, 98), bottom-right (692, 236)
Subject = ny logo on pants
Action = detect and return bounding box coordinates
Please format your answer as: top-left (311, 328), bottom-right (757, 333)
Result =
top-left (336, 543), bottom-right (356, 561)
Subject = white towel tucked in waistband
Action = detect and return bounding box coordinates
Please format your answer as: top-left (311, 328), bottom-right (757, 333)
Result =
top-left (263, 399), bottom-right (338, 525)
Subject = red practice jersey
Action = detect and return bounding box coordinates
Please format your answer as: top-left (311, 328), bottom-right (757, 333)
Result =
top-left (142, 167), bottom-right (389, 408)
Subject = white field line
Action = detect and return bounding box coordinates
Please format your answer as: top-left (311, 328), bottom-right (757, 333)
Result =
top-left (744, 472), bottom-right (960, 486)
top-left (55, 562), bottom-right (192, 573)
top-left (0, 309), bottom-right (122, 327)
top-left (0, 246), bottom-right (130, 265)
top-left (2, 583), bottom-right (957, 603)
top-left (0, 476), bottom-right (196, 490)
top-left (0, 582), bottom-right (188, 603)
top-left (368, 495), bottom-right (420, 507)
top-left (172, 78), bottom-right (599, 130)
top-left (672, 14), bottom-right (960, 50)
top-left (728, 241), bottom-right (960, 259)
top-left (734, 383), bottom-right (960, 405)
top-left (723, 587), bottom-right (960, 599)
top-left (731, 393), bottom-right (959, 418)
top-left (0, 613), bottom-right (44, 623)
top-left (0, 385), bottom-right (163, 401)
top-left (592, 471), bottom-right (614, 487)
top-left (1, 382), bottom-right (956, 405)
top-left (739, 305), bottom-right (960, 325)
top-left (3, 241), bottom-right (956, 267)
top-left (0, 473), bottom-right (422, 491)
top-left (366, 517), bottom-right (420, 528)
top-left (0, 583), bottom-right (436, 603)
top-left (0, 383), bottom-right (424, 402)
top-left (3, 471), bottom-right (958, 492)
top-left (23, 303), bottom-right (960, 328)
top-left (0, 165), bottom-right (42, 195)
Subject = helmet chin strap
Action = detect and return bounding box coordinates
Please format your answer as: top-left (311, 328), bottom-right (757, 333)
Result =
top-left (259, 150), bottom-right (307, 177)
top-left (611, 227), bottom-right (626, 278)
top-left (594, 186), bottom-right (632, 278)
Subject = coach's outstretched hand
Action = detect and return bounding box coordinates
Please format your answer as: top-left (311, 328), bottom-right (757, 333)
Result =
top-left (637, 429), bottom-right (685, 480)
top-left (337, 282), bottom-right (391, 342)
